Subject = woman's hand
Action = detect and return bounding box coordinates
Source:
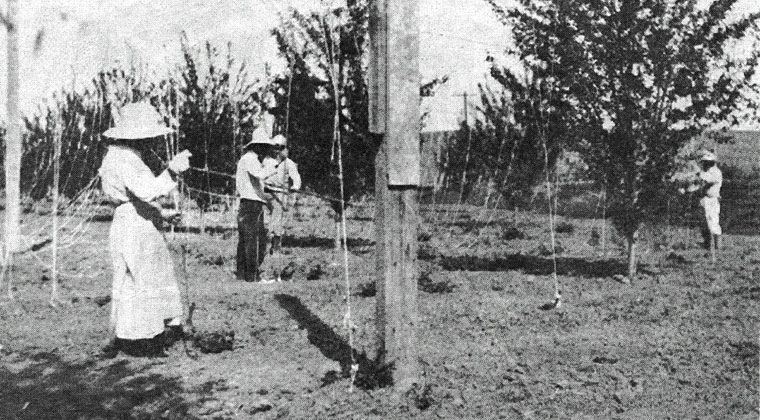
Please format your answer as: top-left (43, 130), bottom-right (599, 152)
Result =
top-left (161, 208), bottom-right (182, 225)
top-left (168, 150), bottom-right (192, 174)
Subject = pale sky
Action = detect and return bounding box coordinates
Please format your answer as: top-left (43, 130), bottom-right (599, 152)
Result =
top-left (0, 0), bottom-right (757, 130)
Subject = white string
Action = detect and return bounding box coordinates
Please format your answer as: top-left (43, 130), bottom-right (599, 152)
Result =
top-left (320, 3), bottom-right (358, 391)
top-left (529, 16), bottom-right (561, 307)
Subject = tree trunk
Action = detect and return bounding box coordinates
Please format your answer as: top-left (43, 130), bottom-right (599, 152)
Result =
top-left (484, 123), bottom-right (508, 210)
top-left (458, 124), bottom-right (472, 205)
top-left (483, 177), bottom-right (496, 209)
top-left (474, 174), bottom-right (483, 204)
top-left (626, 229), bottom-right (639, 280)
top-left (441, 139), bottom-right (451, 195)
top-left (3, 0), bottom-right (21, 298)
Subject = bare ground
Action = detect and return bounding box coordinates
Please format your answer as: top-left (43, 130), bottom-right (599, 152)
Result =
top-left (0, 207), bottom-right (757, 419)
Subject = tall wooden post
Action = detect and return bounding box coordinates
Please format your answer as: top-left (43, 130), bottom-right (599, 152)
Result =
top-left (455, 92), bottom-right (472, 204)
top-left (369, 0), bottom-right (420, 391)
top-left (50, 123), bottom-right (62, 306)
top-left (2, 0), bottom-right (21, 297)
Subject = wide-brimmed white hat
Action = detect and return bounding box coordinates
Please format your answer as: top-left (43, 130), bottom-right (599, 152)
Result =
top-left (700, 151), bottom-right (717, 162)
top-left (102, 102), bottom-right (173, 140)
top-left (271, 134), bottom-right (288, 147)
top-left (243, 127), bottom-right (273, 148)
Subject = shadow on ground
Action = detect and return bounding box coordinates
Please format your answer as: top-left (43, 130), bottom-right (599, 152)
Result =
top-left (431, 253), bottom-right (630, 278)
top-left (281, 234), bottom-right (374, 250)
top-left (0, 351), bottom-right (199, 419)
top-left (274, 294), bottom-right (392, 390)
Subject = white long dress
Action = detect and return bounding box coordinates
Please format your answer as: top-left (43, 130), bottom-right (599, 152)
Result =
top-left (98, 145), bottom-right (183, 340)
top-left (699, 166), bottom-right (723, 235)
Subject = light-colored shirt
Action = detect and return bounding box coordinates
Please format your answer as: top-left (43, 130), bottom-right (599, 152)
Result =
top-left (236, 151), bottom-right (279, 202)
top-left (98, 145), bottom-right (176, 203)
top-left (699, 166), bottom-right (722, 198)
top-left (262, 157), bottom-right (301, 191)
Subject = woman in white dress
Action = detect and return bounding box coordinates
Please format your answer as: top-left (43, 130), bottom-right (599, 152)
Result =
top-left (98, 102), bottom-right (191, 356)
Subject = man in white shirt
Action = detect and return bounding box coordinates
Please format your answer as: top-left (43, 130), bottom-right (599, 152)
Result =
top-left (235, 128), bottom-right (282, 282)
top-left (263, 134), bottom-right (302, 254)
top-left (698, 151), bottom-right (722, 250)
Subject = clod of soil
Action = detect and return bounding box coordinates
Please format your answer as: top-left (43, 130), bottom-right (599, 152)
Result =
top-left (93, 295), bottom-right (111, 307)
top-left (612, 274), bottom-right (630, 284)
top-left (406, 383), bottom-right (436, 411)
top-left (535, 242), bottom-right (565, 256)
top-left (538, 297), bottom-right (561, 311)
top-left (666, 252), bottom-right (688, 264)
top-left (276, 262), bottom-right (297, 281)
top-left (729, 341), bottom-right (759, 362)
top-left (502, 226), bottom-right (526, 241)
top-left (249, 397), bottom-right (273, 414)
top-left (555, 222), bottom-right (575, 234)
top-left (192, 330), bottom-right (235, 354)
top-left (588, 228), bottom-right (601, 246)
top-left (356, 282), bottom-right (376, 297)
top-left (306, 264), bottom-right (325, 280)
top-left (353, 361), bottom-right (395, 390)
top-left (194, 251), bottom-right (225, 266)
top-left (418, 272), bottom-right (455, 294)
top-left (418, 245), bottom-right (438, 261)
top-left (592, 355), bottom-right (618, 365)
top-left (490, 279), bottom-right (504, 291)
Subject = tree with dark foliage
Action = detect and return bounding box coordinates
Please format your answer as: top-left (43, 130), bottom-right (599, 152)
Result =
top-left (270, 2), bottom-right (374, 199)
top-left (178, 33), bottom-right (268, 208)
top-left (270, 1), bottom-right (376, 249)
top-left (488, 0), bottom-right (760, 278)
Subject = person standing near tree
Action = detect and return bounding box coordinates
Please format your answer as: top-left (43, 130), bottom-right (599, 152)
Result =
top-left (697, 151), bottom-right (723, 250)
top-left (235, 128), bottom-right (282, 283)
top-left (98, 102), bottom-right (192, 356)
top-left (263, 134), bottom-right (302, 254)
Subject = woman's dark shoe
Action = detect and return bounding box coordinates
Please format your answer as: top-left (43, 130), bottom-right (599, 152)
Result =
top-left (162, 325), bottom-right (185, 348)
top-left (100, 339), bottom-right (120, 359)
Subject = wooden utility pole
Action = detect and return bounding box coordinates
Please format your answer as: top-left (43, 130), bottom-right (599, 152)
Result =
top-left (454, 92), bottom-right (472, 204)
top-left (369, 0), bottom-right (420, 391)
top-left (2, 0), bottom-right (21, 297)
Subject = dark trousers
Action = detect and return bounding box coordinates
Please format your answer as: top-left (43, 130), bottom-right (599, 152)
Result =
top-left (237, 199), bottom-right (267, 282)
top-left (700, 223), bottom-right (711, 249)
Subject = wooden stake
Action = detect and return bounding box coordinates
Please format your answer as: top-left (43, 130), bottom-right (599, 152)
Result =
top-left (50, 121), bottom-right (62, 306)
top-left (601, 187), bottom-right (607, 257)
top-left (3, 0), bottom-right (21, 299)
top-left (455, 92), bottom-right (472, 205)
top-left (369, 0), bottom-right (420, 391)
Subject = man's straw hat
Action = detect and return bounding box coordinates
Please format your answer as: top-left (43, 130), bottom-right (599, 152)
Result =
top-left (700, 151), bottom-right (717, 162)
top-left (102, 102), bottom-right (173, 140)
top-left (244, 127), bottom-right (273, 149)
top-left (271, 134), bottom-right (288, 147)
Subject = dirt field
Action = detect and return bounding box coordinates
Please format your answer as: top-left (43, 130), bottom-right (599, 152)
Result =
top-left (0, 205), bottom-right (758, 419)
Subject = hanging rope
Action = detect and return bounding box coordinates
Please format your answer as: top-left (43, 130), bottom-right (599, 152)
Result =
top-left (320, 2), bottom-right (358, 391)
top-left (285, 51), bottom-right (294, 138)
top-left (542, 138), bottom-right (561, 306)
top-left (531, 18), bottom-right (562, 309)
